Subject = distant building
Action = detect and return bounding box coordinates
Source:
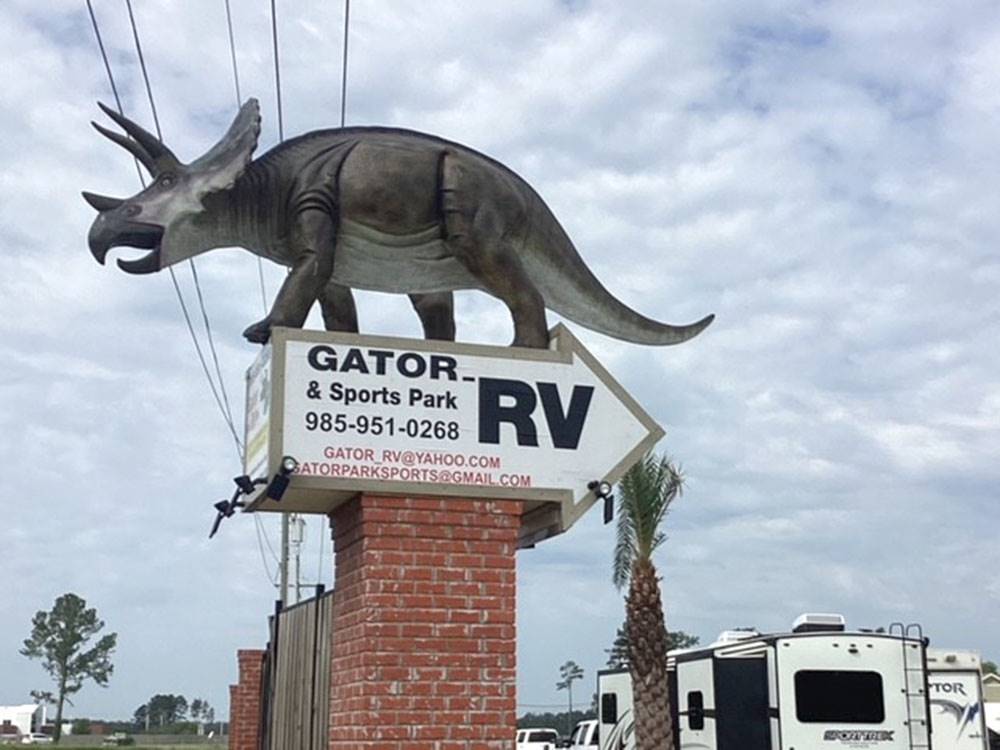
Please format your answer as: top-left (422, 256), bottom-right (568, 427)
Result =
top-left (0, 704), bottom-right (44, 736)
top-left (985, 672), bottom-right (1000, 701)
top-left (985, 673), bottom-right (1000, 737)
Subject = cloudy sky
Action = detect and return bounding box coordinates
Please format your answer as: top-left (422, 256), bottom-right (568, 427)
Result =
top-left (2, 0), bottom-right (999, 722)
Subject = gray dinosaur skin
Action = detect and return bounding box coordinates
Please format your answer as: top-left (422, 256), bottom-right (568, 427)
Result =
top-left (85, 99), bottom-right (713, 348)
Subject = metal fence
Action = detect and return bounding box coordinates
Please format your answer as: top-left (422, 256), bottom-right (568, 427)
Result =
top-left (260, 588), bottom-right (334, 750)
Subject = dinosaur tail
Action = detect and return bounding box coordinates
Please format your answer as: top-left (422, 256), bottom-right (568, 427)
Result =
top-left (523, 201), bottom-right (714, 346)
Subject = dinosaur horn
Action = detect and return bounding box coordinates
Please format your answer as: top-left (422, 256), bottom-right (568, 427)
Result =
top-left (81, 191), bottom-right (125, 211)
top-left (97, 101), bottom-right (181, 173)
top-left (91, 121), bottom-right (159, 175)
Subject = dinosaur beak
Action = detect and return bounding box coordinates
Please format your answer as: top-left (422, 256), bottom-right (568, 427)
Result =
top-left (88, 212), bottom-right (164, 274)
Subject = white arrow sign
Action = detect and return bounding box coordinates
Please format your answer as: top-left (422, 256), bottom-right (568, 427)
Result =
top-left (245, 325), bottom-right (663, 545)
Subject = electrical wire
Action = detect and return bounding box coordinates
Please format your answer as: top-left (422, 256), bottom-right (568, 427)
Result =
top-left (223, 0), bottom-right (242, 104)
top-left (86, 0), bottom-right (145, 187)
top-left (86, 0), bottom-right (242, 457)
top-left (189, 256), bottom-right (237, 432)
top-left (269, 0), bottom-right (285, 142)
top-left (254, 514), bottom-right (281, 565)
top-left (121, 0), bottom-right (244, 458)
top-left (86, 0), bottom-right (272, 589)
top-left (254, 515), bottom-right (279, 585)
top-left (219, 0), bottom-right (282, 586)
top-left (339, 0), bottom-right (350, 128)
top-left (223, 0), bottom-right (268, 314)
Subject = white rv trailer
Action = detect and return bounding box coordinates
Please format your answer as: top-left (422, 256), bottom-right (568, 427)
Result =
top-left (926, 649), bottom-right (989, 750)
top-left (598, 613), bottom-right (932, 750)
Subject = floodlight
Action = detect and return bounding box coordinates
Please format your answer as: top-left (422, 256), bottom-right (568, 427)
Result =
top-left (209, 493), bottom-right (244, 539)
top-left (234, 474), bottom-right (266, 495)
top-left (588, 480), bottom-right (615, 525)
top-left (266, 455), bottom-right (298, 501)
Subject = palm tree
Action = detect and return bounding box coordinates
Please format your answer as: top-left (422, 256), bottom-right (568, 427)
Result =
top-left (613, 453), bottom-right (684, 750)
top-left (556, 660), bottom-right (584, 735)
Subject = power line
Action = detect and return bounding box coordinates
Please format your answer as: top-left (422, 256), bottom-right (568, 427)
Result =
top-left (221, 0), bottom-right (278, 588)
top-left (269, 0), bottom-right (284, 141)
top-left (339, 0), bottom-right (350, 128)
top-left (85, 0), bottom-right (143, 186)
top-left (85, 0), bottom-right (243, 460)
top-left (223, 0), bottom-right (242, 104)
top-left (189, 261), bottom-right (238, 431)
top-left (222, 0), bottom-right (268, 314)
top-left (253, 515), bottom-right (279, 585)
top-left (121, 0), bottom-right (244, 459)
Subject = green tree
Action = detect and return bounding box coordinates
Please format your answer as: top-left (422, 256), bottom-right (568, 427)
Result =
top-left (190, 699), bottom-right (213, 734)
top-left (983, 660), bottom-right (998, 675)
top-left (146, 694), bottom-right (188, 726)
top-left (556, 660), bottom-right (585, 736)
top-left (133, 704), bottom-right (149, 730)
top-left (606, 623), bottom-right (700, 670)
top-left (20, 593), bottom-right (117, 743)
top-left (613, 453), bottom-right (684, 750)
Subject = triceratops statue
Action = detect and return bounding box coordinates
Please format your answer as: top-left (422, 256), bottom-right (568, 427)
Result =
top-left (84, 99), bottom-right (713, 349)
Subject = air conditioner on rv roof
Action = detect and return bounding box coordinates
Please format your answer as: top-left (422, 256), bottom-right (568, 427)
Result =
top-left (716, 629), bottom-right (760, 644)
top-left (792, 613), bottom-right (846, 633)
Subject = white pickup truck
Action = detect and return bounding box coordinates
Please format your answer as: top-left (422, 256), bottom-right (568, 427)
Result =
top-left (516, 727), bottom-right (560, 750)
top-left (567, 719), bottom-right (599, 746)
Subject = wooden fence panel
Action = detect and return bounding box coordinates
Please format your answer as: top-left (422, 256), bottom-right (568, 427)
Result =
top-left (263, 590), bottom-right (334, 750)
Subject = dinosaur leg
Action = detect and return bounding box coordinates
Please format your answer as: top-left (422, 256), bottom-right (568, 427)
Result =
top-left (409, 292), bottom-right (456, 341)
top-left (319, 282), bottom-right (359, 333)
top-left (243, 209), bottom-right (336, 344)
top-left (441, 162), bottom-right (547, 347)
top-left (448, 223), bottom-right (547, 348)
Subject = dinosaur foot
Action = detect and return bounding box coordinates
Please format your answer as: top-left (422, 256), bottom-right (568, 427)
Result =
top-left (243, 318), bottom-right (273, 345)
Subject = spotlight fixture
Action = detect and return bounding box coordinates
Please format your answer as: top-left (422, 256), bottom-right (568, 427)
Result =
top-left (588, 480), bottom-right (615, 525)
top-left (234, 474), bottom-right (267, 495)
top-left (265, 455), bottom-right (299, 501)
top-left (208, 475), bottom-right (267, 539)
top-left (209, 494), bottom-right (244, 539)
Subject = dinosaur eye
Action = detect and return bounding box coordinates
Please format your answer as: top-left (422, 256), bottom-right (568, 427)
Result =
top-left (159, 175), bottom-right (175, 188)
top-left (125, 204), bottom-right (141, 217)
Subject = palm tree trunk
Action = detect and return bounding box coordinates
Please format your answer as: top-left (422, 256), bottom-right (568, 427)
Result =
top-left (626, 559), bottom-right (674, 750)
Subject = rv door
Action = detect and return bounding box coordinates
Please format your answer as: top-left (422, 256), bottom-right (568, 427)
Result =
top-left (928, 669), bottom-right (988, 750)
top-left (676, 657), bottom-right (717, 749)
top-left (598, 670), bottom-right (634, 750)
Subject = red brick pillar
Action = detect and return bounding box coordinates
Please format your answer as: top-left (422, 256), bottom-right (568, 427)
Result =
top-left (328, 494), bottom-right (520, 750)
top-left (229, 648), bottom-right (266, 750)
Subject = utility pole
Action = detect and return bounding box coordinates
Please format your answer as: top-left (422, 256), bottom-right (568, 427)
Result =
top-left (279, 514), bottom-right (306, 604)
top-left (279, 514), bottom-right (290, 604)
top-left (292, 515), bottom-right (305, 604)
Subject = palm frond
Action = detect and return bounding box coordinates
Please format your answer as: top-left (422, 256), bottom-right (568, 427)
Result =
top-left (612, 453), bottom-right (684, 590)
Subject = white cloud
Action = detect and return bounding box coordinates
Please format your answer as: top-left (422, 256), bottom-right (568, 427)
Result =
top-left (1, 0), bottom-right (998, 723)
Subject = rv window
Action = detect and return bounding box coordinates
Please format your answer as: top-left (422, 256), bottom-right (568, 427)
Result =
top-left (601, 693), bottom-right (618, 724)
top-left (687, 691), bottom-right (705, 730)
top-left (794, 670), bottom-right (885, 723)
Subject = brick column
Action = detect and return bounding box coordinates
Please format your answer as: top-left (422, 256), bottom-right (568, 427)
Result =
top-left (229, 648), bottom-right (266, 750)
top-left (328, 494), bottom-right (520, 750)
